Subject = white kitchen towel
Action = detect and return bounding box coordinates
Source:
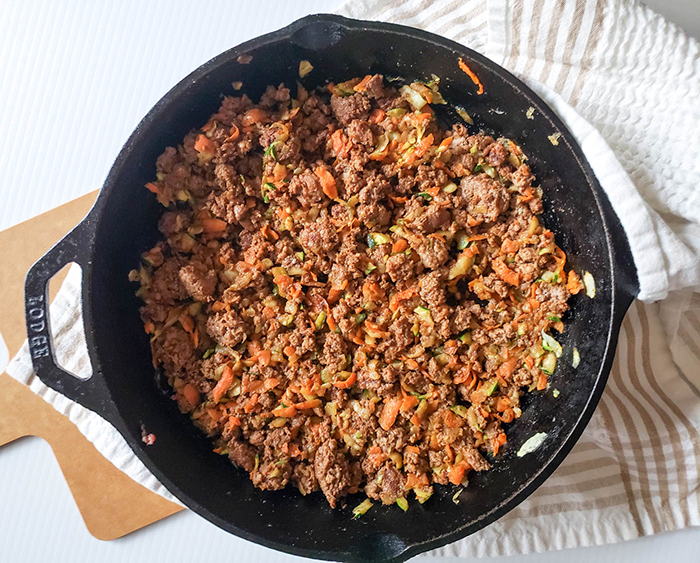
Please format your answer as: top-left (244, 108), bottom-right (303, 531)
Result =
top-left (7, 0), bottom-right (700, 557)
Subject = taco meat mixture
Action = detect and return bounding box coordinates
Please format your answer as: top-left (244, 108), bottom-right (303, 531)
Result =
top-left (131, 73), bottom-right (583, 512)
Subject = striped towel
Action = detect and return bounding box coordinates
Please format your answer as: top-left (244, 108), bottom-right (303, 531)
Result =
top-left (334, 0), bottom-right (700, 556)
top-left (6, 0), bottom-right (700, 557)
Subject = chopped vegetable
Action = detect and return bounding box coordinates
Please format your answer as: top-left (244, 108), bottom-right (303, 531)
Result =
top-left (572, 347), bottom-right (581, 368)
top-left (526, 107), bottom-right (535, 120)
top-left (298, 60), bottom-right (313, 78)
top-left (541, 331), bottom-right (563, 358)
top-left (396, 497), bottom-right (409, 511)
top-left (553, 389), bottom-right (560, 398)
top-left (458, 58), bottom-right (484, 95)
top-left (541, 351), bottom-right (557, 375)
top-left (456, 107), bottom-right (474, 124)
top-left (517, 432), bottom-right (548, 457)
top-left (314, 167), bottom-right (338, 199)
top-left (452, 488), bottom-right (463, 504)
top-left (202, 349), bottom-right (215, 360)
top-left (548, 132), bottom-right (561, 146)
top-left (583, 271), bottom-right (596, 298)
top-left (353, 499), bottom-right (374, 519)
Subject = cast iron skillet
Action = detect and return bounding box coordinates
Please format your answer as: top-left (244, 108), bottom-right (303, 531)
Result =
top-left (24, 14), bottom-right (638, 562)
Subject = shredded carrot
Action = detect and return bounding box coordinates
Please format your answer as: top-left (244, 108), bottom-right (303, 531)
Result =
top-left (391, 239), bottom-right (408, 253)
top-left (211, 301), bottom-right (226, 312)
top-left (400, 394), bottom-right (419, 412)
top-left (326, 314), bottom-right (337, 332)
top-left (389, 195), bottom-right (408, 204)
top-left (289, 443), bottom-right (301, 458)
top-left (283, 346), bottom-right (296, 358)
top-left (241, 108), bottom-right (268, 127)
top-left (403, 133), bottom-right (434, 165)
top-left (212, 365), bottom-right (235, 403)
top-left (498, 409), bottom-right (515, 423)
top-left (448, 462), bottom-right (468, 485)
top-left (257, 350), bottom-right (271, 366)
top-left (500, 238), bottom-right (519, 255)
top-left (273, 405), bottom-right (298, 417)
top-left (378, 396), bottom-right (403, 431)
top-left (427, 185), bottom-right (441, 197)
top-left (389, 287), bottom-right (416, 311)
top-left (194, 134), bottom-right (216, 154)
top-left (353, 74), bottom-right (374, 92)
top-left (179, 313), bottom-right (195, 333)
top-left (458, 58), bottom-right (484, 95)
top-left (404, 445), bottom-right (420, 456)
top-left (330, 129), bottom-right (350, 158)
top-left (406, 472), bottom-right (430, 489)
top-left (437, 136), bottom-right (453, 151)
top-left (144, 321), bottom-right (155, 334)
top-left (529, 298), bottom-right (540, 310)
top-left (410, 413), bottom-right (422, 427)
top-left (243, 394), bottom-right (259, 413)
top-left (369, 446), bottom-right (382, 455)
top-left (314, 167), bottom-right (338, 199)
top-left (491, 258), bottom-right (520, 286)
top-left (295, 399), bottom-right (321, 410)
top-left (495, 397), bottom-right (511, 413)
top-left (225, 124), bottom-right (240, 142)
top-left (201, 218), bottom-right (228, 232)
top-left (183, 383), bottom-right (200, 408)
top-left (369, 108), bottom-right (386, 124)
top-left (444, 410), bottom-right (461, 428)
top-left (567, 270), bottom-right (583, 295)
top-left (537, 372), bottom-right (548, 391)
top-left (145, 182), bottom-right (160, 194)
top-left (227, 416), bottom-right (241, 428)
top-left (524, 355), bottom-right (535, 369)
top-left (492, 432), bottom-right (507, 455)
top-left (497, 357), bottom-right (519, 379)
top-left (333, 372), bottom-right (357, 389)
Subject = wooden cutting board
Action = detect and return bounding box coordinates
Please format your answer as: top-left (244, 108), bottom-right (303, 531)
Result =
top-left (0, 192), bottom-right (182, 540)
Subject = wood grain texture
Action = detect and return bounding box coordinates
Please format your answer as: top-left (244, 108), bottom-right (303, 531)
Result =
top-left (0, 191), bottom-right (181, 540)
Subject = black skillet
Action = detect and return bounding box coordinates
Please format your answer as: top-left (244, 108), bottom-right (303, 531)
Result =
top-left (24, 14), bottom-right (638, 563)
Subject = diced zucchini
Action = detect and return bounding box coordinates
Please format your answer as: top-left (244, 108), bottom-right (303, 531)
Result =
top-left (387, 107), bottom-right (407, 118)
top-left (396, 497), bottom-right (409, 512)
top-left (315, 311), bottom-right (327, 331)
top-left (541, 331), bottom-right (563, 358)
top-left (484, 379), bottom-right (498, 397)
top-left (572, 347), bottom-right (581, 369)
top-left (541, 351), bottom-right (557, 375)
top-left (450, 405), bottom-right (468, 418)
top-left (352, 499), bottom-right (374, 519)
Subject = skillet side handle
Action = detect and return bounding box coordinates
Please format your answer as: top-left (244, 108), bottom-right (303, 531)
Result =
top-left (24, 220), bottom-right (116, 422)
top-left (605, 201), bottom-right (640, 316)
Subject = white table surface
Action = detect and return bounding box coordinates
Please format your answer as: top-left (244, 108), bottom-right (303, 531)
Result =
top-left (1, 1), bottom-right (698, 562)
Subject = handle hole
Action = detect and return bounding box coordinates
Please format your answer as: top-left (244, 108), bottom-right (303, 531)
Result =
top-left (45, 263), bottom-right (93, 381)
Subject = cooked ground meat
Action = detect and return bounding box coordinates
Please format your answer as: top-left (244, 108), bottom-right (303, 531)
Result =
top-left (132, 74), bottom-right (582, 512)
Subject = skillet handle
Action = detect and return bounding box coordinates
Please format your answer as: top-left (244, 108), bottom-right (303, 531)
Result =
top-left (604, 194), bottom-right (640, 315)
top-left (24, 219), bottom-right (117, 423)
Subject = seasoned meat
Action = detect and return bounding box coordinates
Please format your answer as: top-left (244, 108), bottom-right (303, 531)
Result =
top-left (134, 73), bottom-right (577, 512)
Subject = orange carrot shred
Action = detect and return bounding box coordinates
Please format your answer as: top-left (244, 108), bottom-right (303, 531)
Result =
top-left (458, 58), bottom-right (484, 95)
top-left (353, 75), bottom-right (373, 92)
top-left (378, 396), bottom-right (403, 431)
top-left (314, 167), bottom-right (338, 199)
top-left (212, 366), bottom-right (235, 403)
